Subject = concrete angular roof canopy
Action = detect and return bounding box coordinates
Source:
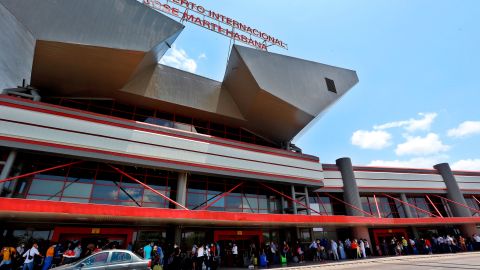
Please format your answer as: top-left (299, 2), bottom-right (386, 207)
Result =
top-left (0, 0), bottom-right (358, 144)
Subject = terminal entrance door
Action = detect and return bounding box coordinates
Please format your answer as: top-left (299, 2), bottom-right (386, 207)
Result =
top-left (372, 228), bottom-right (408, 256)
top-left (52, 227), bottom-right (134, 249)
top-left (214, 230), bottom-right (263, 267)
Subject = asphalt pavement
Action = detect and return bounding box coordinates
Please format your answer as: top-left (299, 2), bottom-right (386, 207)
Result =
top-left (226, 252), bottom-right (480, 270)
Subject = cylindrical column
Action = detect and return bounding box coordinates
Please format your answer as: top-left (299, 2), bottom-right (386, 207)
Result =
top-left (400, 193), bottom-right (413, 218)
top-left (336, 157), bottom-right (364, 216)
top-left (352, 226), bottom-right (371, 244)
top-left (291, 185), bottom-right (298, 214)
top-left (174, 226), bottom-right (182, 247)
top-left (176, 172), bottom-right (188, 209)
top-left (434, 163), bottom-right (472, 217)
top-left (0, 150), bottom-right (17, 194)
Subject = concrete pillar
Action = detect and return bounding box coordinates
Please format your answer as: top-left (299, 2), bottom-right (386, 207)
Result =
top-left (0, 150), bottom-right (17, 194)
top-left (174, 226), bottom-right (182, 247)
top-left (336, 157), bottom-right (364, 216)
top-left (352, 226), bottom-right (371, 244)
top-left (176, 172), bottom-right (188, 209)
top-left (460, 224), bottom-right (478, 237)
top-left (304, 186), bottom-right (311, 215)
top-left (434, 163), bottom-right (472, 217)
top-left (400, 193), bottom-right (413, 218)
top-left (291, 185), bottom-right (297, 214)
top-left (281, 196), bottom-right (286, 214)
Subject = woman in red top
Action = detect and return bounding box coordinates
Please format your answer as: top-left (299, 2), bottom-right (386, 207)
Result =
top-left (350, 240), bottom-right (359, 259)
top-left (424, 239), bottom-right (432, 254)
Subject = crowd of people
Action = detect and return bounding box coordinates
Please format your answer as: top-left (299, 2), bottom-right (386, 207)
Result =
top-left (0, 240), bottom-right (122, 270)
top-left (2, 233), bottom-right (480, 270)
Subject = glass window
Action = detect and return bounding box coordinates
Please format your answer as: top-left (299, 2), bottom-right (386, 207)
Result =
top-left (118, 187), bottom-right (143, 202)
top-left (81, 252), bottom-right (109, 266)
top-left (143, 187), bottom-right (169, 203)
top-left (226, 195), bottom-right (242, 212)
top-left (242, 196), bottom-right (258, 212)
top-left (110, 252), bottom-right (131, 262)
top-left (28, 180), bottom-right (64, 196)
top-left (187, 193), bottom-right (206, 208)
top-left (258, 196), bottom-right (268, 210)
top-left (63, 183), bottom-right (92, 198)
top-left (92, 185), bottom-right (118, 200)
top-left (207, 193), bottom-right (224, 208)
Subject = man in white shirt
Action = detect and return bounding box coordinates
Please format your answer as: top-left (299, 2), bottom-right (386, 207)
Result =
top-left (23, 243), bottom-right (41, 270)
top-left (473, 234), bottom-right (480, 243)
top-left (232, 243), bottom-right (238, 266)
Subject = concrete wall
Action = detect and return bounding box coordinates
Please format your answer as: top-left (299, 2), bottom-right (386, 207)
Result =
top-left (321, 165), bottom-right (449, 194)
top-left (455, 174), bottom-right (480, 194)
top-left (0, 102), bottom-right (324, 186)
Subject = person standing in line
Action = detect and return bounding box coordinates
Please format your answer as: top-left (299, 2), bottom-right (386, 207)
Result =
top-left (14, 243), bottom-right (25, 270)
top-left (364, 239), bottom-right (371, 256)
top-left (23, 243), bottom-right (42, 270)
top-left (143, 242), bottom-right (154, 260)
top-left (0, 246), bottom-right (16, 270)
top-left (156, 244), bottom-right (164, 266)
top-left (351, 239), bottom-right (359, 259)
top-left (424, 238), bottom-right (432, 254)
top-left (191, 244), bottom-right (198, 270)
top-left (151, 246), bottom-right (160, 268)
top-left (344, 239), bottom-right (351, 259)
top-left (359, 239), bottom-right (366, 258)
top-left (473, 234), bottom-right (480, 250)
top-left (41, 244), bottom-right (55, 270)
top-left (308, 240), bottom-right (318, 261)
top-left (73, 243), bottom-right (82, 261)
top-left (16, 244), bottom-right (25, 258)
top-left (296, 243), bottom-right (304, 263)
top-left (459, 236), bottom-right (467, 251)
top-left (330, 240), bottom-right (339, 261)
top-left (196, 244), bottom-right (205, 270)
top-left (231, 243), bottom-right (238, 267)
top-left (282, 241), bottom-right (290, 261)
top-left (401, 237), bottom-right (408, 255)
top-left (338, 240), bottom-right (346, 260)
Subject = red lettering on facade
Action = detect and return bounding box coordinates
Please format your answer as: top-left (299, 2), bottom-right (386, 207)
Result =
top-left (145, 0), bottom-right (283, 50)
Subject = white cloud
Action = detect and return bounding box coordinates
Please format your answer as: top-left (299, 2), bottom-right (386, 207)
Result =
top-left (159, 45), bottom-right (198, 73)
top-left (351, 130), bottom-right (392, 150)
top-left (451, 159), bottom-right (480, 171)
top-left (447, 121), bottom-right (480, 138)
top-left (374, 112), bottom-right (437, 132)
top-left (395, 133), bottom-right (450, 156)
top-left (198, 53), bottom-right (207, 60)
top-left (368, 156), bottom-right (446, 169)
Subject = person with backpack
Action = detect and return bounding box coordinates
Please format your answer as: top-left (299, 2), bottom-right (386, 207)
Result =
top-left (22, 243), bottom-right (42, 270)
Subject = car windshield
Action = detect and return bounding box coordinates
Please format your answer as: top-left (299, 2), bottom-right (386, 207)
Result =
top-left (80, 252), bottom-right (109, 266)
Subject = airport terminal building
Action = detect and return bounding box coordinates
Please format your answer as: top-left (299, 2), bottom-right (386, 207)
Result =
top-left (1, 0), bottom-right (480, 255)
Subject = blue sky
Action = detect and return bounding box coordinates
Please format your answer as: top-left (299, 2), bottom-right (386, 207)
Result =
top-left (149, 0), bottom-right (480, 170)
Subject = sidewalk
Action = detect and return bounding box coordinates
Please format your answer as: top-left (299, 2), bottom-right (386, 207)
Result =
top-left (223, 251), bottom-right (480, 269)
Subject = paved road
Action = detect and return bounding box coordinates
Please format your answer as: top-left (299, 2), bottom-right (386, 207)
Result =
top-left (273, 252), bottom-right (480, 270)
